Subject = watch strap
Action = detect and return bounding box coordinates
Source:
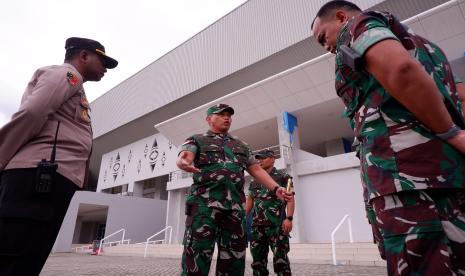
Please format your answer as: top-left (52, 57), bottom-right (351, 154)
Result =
top-left (436, 124), bottom-right (461, 140)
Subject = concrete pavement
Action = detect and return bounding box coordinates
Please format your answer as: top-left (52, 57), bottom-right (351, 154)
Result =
top-left (41, 253), bottom-right (387, 276)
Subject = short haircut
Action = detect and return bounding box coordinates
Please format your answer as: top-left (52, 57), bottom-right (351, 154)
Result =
top-left (311, 0), bottom-right (362, 29)
top-left (64, 48), bottom-right (82, 62)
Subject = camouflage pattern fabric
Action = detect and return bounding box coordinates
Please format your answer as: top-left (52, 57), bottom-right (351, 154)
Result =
top-left (334, 11), bottom-right (465, 274)
top-left (181, 130), bottom-right (256, 211)
top-left (180, 130), bottom-right (256, 275)
top-left (249, 168), bottom-right (290, 227)
top-left (249, 167), bottom-right (291, 275)
top-left (250, 226), bottom-right (291, 276)
top-left (335, 11), bottom-right (465, 203)
top-left (371, 189), bottom-right (465, 275)
top-left (182, 204), bottom-right (246, 276)
top-left (365, 203), bottom-right (386, 259)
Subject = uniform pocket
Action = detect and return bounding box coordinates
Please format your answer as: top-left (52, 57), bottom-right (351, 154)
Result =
top-left (376, 202), bottom-right (443, 238)
top-left (183, 204), bottom-right (196, 247)
top-left (197, 145), bottom-right (222, 166)
top-left (232, 147), bottom-right (248, 168)
top-left (221, 210), bottom-right (247, 252)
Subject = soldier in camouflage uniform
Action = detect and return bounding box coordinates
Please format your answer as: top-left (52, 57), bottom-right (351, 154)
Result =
top-left (245, 149), bottom-right (294, 276)
top-left (312, 1), bottom-right (465, 275)
top-left (177, 104), bottom-right (294, 276)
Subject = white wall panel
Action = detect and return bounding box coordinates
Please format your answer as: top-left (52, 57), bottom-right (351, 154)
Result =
top-left (303, 59), bottom-right (334, 86)
top-left (97, 133), bottom-right (179, 191)
top-left (56, 192), bottom-right (167, 251)
top-left (282, 70), bottom-right (314, 94)
top-left (436, 32), bottom-right (465, 60)
top-left (297, 168), bottom-right (372, 242)
top-left (420, 4), bottom-right (465, 42)
top-left (91, 0), bottom-right (386, 138)
top-left (295, 89), bottom-right (321, 104)
top-left (406, 18), bottom-right (427, 37)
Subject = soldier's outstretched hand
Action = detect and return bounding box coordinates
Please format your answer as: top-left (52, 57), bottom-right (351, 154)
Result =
top-left (179, 161), bottom-right (200, 173)
top-left (176, 151), bottom-right (201, 173)
top-left (276, 187), bottom-right (293, 202)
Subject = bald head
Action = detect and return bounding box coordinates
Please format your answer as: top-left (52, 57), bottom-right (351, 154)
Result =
top-left (311, 0), bottom-right (361, 29)
top-left (311, 0), bottom-right (362, 53)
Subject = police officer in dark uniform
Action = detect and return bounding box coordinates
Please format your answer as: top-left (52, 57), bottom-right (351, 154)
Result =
top-left (0, 37), bottom-right (117, 276)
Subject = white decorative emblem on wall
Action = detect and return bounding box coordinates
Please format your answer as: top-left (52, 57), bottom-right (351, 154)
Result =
top-left (149, 138), bottom-right (159, 172)
top-left (144, 144), bottom-right (149, 158)
top-left (161, 152), bottom-right (166, 167)
top-left (113, 153), bottom-right (121, 181)
top-left (97, 133), bottom-right (180, 190)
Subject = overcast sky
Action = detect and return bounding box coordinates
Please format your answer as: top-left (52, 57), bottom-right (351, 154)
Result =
top-left (0, 0), bottom-right (247, 127)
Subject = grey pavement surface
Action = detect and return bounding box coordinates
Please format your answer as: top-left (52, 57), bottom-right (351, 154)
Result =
top-left (41, 253), bottom-right (387, 276)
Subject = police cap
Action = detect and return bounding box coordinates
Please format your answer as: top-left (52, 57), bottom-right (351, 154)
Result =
top-left (65, 37), bottom-right (118, 69)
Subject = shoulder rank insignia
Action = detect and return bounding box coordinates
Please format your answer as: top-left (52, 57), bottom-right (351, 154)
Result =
top-left (67, 71), bottom-right (79, 86)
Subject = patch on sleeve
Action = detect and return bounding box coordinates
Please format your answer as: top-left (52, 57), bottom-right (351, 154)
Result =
top-left (67, 71), bottom-right (79, 86)
top-left (182, 139), bottom-right (194, 146)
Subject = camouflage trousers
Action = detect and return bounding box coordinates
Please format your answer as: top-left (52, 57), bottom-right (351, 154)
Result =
top-left (182, 205), bottom-right (246, 276)
top-left (370, 189), bottom-right (465, 276)
top-left (250, 225), bottom-right (291, 276)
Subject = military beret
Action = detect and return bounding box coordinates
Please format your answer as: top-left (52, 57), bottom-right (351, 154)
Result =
top-left (207, 104), bottom-right (235, 116)
top-left (65, 37), bottom-right (118, 69)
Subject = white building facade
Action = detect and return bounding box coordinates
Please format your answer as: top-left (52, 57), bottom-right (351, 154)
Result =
top-left (54, 0), bottom-right (465, 251)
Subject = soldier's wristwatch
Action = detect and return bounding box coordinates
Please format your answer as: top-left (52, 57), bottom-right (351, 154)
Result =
top-left (436, 124), bottom-right (461, 140)
top-left (286, 216), bottom-right (293, 221)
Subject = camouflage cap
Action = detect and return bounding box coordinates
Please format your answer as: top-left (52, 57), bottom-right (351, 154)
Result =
top-left (255, 149), bottom-right (275, 159)
top-left (207, 104), bottom-right (235, 116)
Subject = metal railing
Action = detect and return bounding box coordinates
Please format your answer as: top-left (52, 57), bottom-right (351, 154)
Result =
top-left (73, 244), bottom-right (93, 253)
top-left (143, 226), bottom-right (173, 258)
top-left (102, 239), bottom-right (131, 247)
top-left (331, 214), bottom-right (354, 265)
top-left (97, 228), bottom-right (126, 255)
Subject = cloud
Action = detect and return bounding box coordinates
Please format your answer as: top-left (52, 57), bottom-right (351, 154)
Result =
top-left (0, 0), bottom-right (247, 103)
top-left (0, 0), bottom-right (247, 128)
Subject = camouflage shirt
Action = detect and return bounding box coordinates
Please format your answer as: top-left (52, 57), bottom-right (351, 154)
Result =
top-left (249, 167), bottom-right (290, 227)
top-left (335, 11), bottom-right (465, 202)
top-left (181, 130), bottom-right (257, 211)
